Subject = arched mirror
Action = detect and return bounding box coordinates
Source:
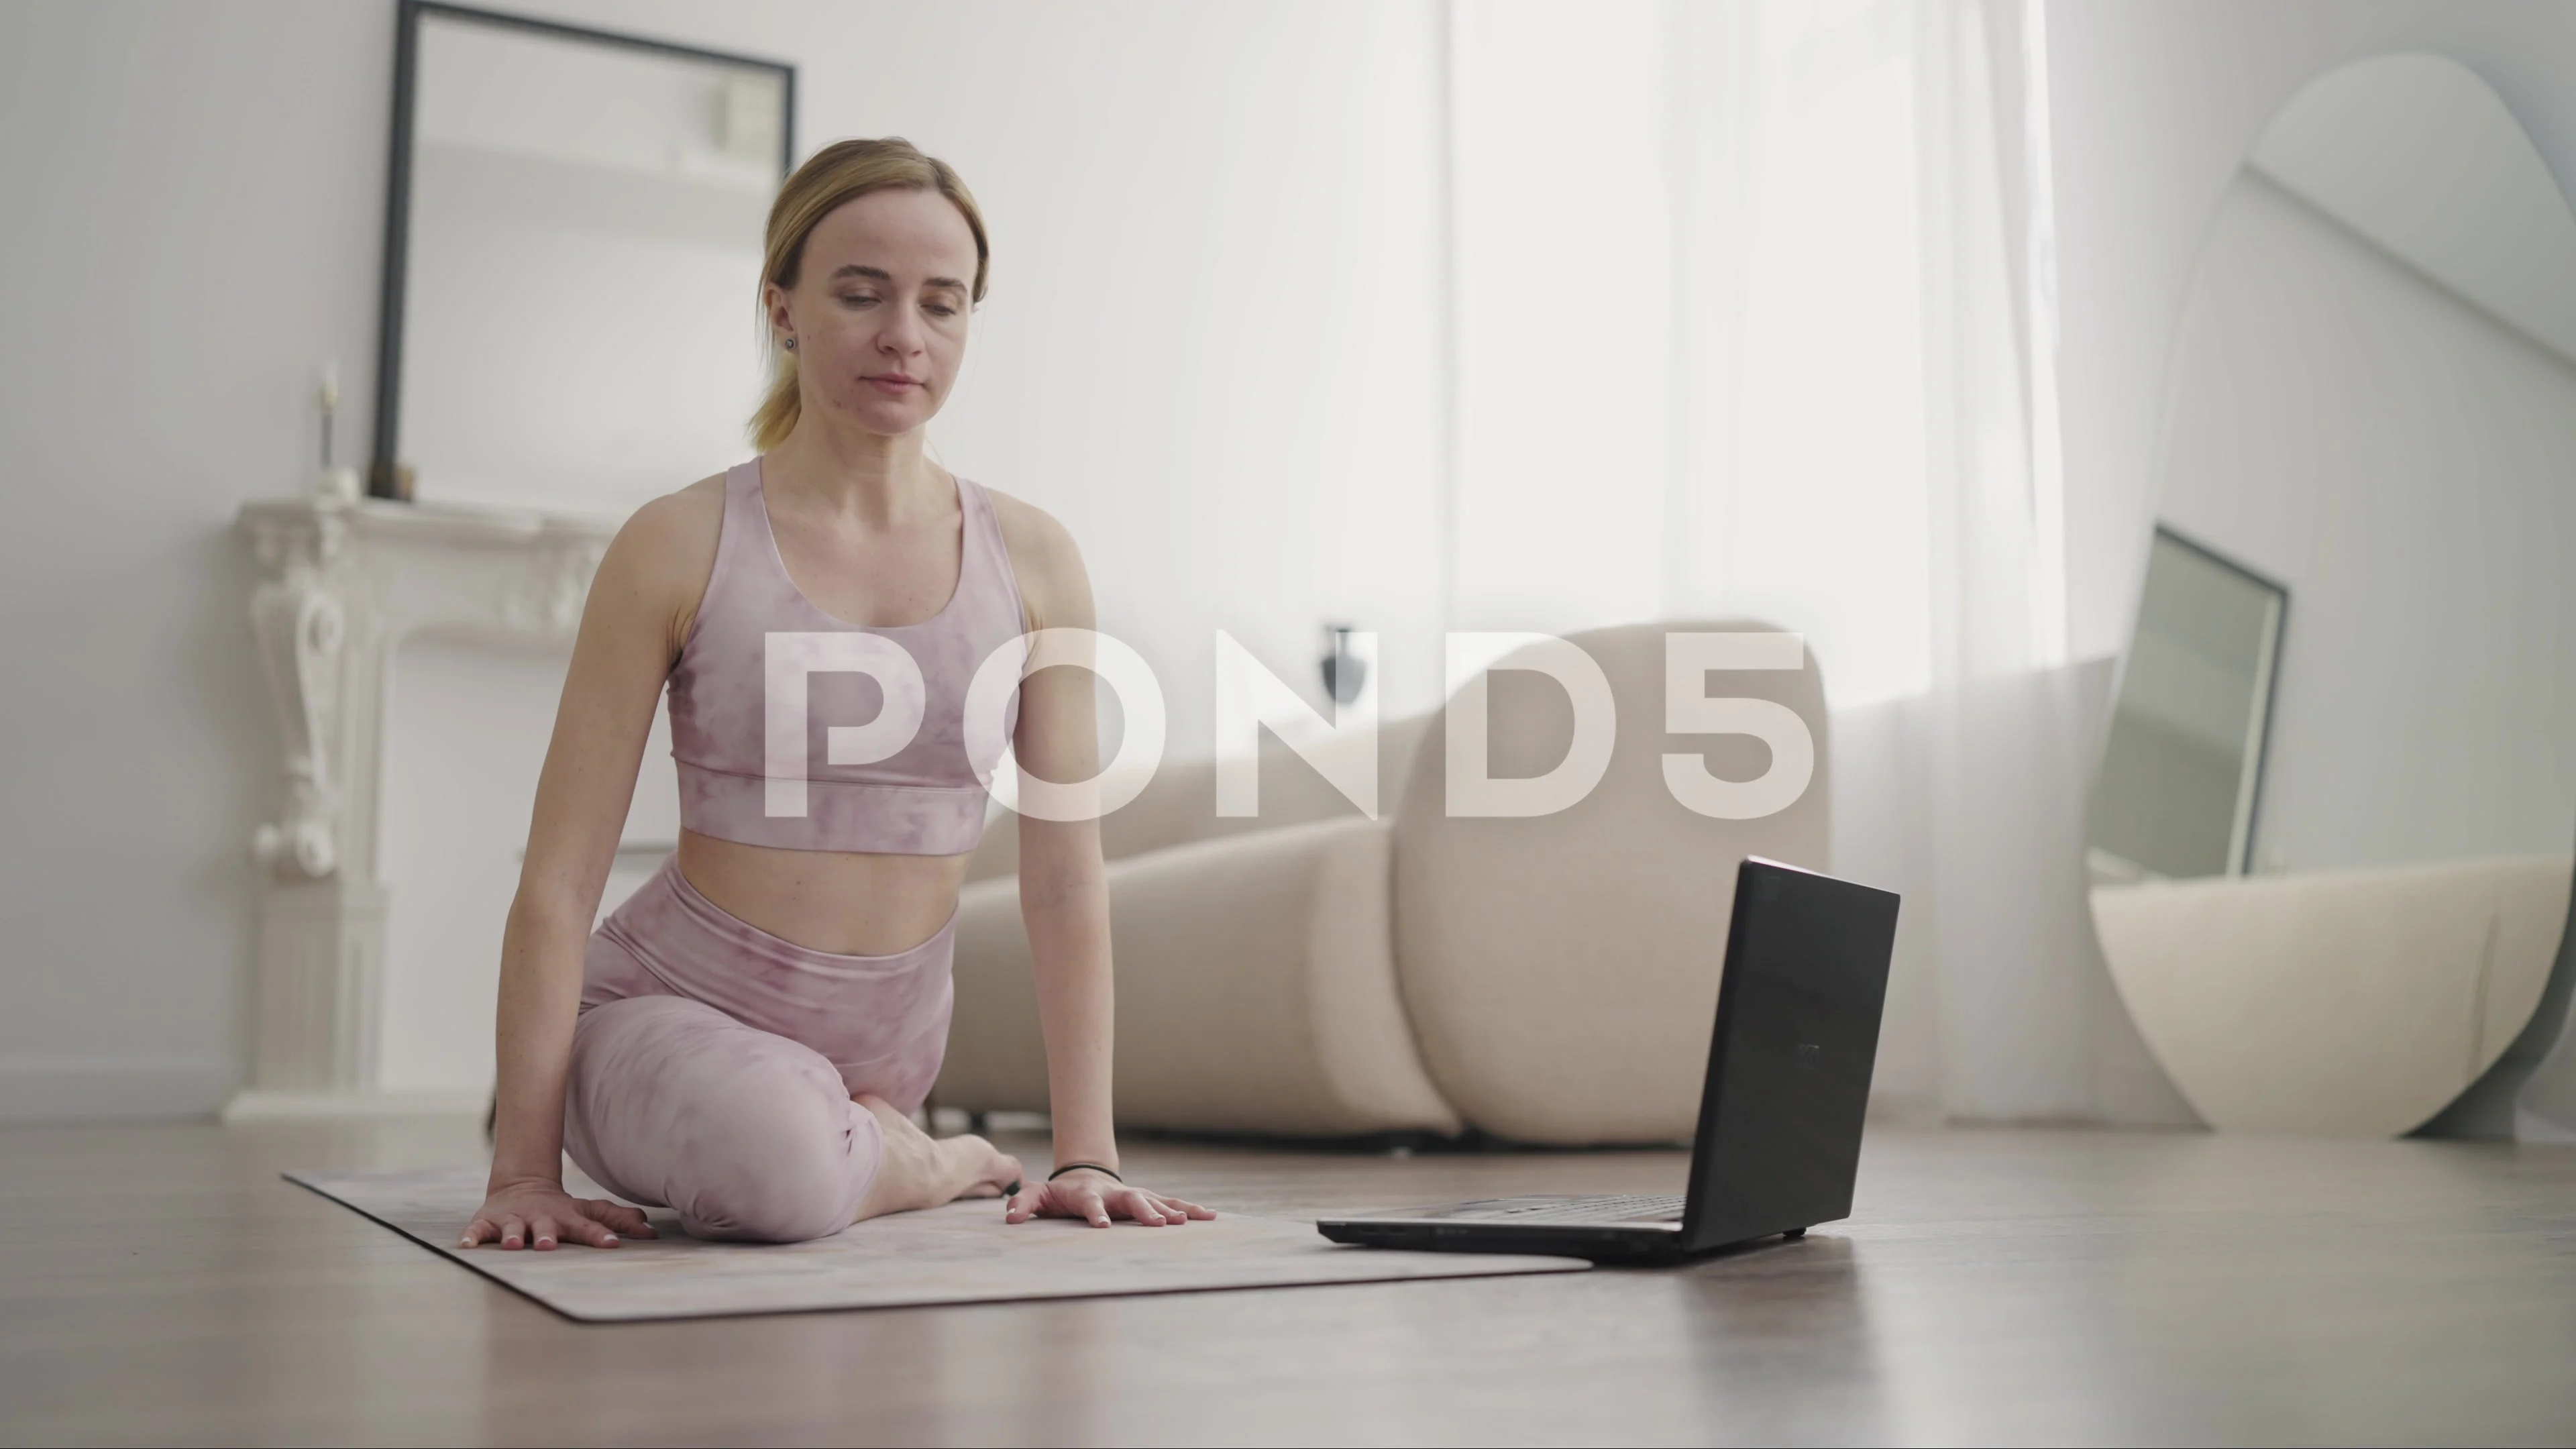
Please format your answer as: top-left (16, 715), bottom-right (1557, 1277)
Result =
top-left (2087, 54), bottom-right (2576, 1136)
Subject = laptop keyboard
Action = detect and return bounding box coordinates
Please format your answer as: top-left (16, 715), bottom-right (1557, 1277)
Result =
top-left (1454, 1193), bottom-right (1686, 1225)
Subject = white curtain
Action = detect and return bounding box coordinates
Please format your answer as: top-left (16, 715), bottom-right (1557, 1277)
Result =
top-left (1448, 0), bottom-right (2196, 1123)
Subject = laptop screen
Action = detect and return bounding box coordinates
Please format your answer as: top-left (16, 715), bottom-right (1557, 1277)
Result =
top-left (1683, 858), bottom-right (1900, 1250)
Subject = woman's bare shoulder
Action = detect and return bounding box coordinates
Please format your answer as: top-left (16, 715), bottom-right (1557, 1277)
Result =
top-left (594, 474), bottom-right (728, 647)
top-left (979, 482), bottom-right (1088, 631)
top-left (981, 483), bottom-right (1081, 574)
top-left (621, 472), bottom-right (723, 542)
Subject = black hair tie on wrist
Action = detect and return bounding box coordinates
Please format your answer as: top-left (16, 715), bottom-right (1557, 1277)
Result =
top-left (1047, 1162), bottom-right (1124, 1183)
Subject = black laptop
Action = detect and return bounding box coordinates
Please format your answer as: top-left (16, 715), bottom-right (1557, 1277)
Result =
top-left (1317, 857), bottom-right (1900, 1263)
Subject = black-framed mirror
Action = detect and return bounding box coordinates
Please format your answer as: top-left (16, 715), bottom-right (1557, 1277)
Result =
top-left (2087, 525), bottom-right (2288, 884)
top-left (371, 1), bottom-right (794, 512)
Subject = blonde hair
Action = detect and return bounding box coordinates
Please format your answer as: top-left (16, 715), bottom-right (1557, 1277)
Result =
top-left (751, 138), bottom-right (991, 451)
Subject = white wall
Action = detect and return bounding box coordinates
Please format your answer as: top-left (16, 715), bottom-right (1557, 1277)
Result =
top-left (0, 0), bottom-right (1448, 1116)
top-left (2157, 172), bottom-right (2576, 873)
top-left (0, 2), bottom-right (391, 1117)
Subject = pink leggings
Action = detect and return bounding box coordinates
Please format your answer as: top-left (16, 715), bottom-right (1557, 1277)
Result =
top-left (563, 855), bottom-right (957, 1243)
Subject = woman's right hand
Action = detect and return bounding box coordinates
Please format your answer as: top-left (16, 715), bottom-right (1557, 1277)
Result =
top-left (462, 1177), bottom-right (658, 1250)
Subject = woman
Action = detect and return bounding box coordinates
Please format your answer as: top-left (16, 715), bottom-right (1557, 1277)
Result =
top-left (462, 138), bottom-right (1210, 1249)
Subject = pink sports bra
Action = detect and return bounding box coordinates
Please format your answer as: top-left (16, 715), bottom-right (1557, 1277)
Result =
top-left (666, 458), bottom-right (1028, 856)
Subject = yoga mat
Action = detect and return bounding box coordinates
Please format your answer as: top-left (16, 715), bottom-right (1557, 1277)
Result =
top-left (288, 1167), bottom-right (1590, 1322)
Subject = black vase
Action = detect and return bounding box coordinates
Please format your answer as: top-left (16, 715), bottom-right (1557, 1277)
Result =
top-left (1319, 624), bottom-right (1367, 706)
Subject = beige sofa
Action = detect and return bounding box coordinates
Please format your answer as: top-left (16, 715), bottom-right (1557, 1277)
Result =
top-left (933, 621), bottom-right (1831, 1145)
top-left (2092, 855), bottom-right (2573, 1135)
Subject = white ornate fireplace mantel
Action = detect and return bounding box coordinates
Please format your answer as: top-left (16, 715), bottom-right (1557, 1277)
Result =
top-left (227, 494), bottom-right (621, 1120)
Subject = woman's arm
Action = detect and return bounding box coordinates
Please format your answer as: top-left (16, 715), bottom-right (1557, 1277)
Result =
top-left (991, 496), bottom-right (1211, 1227)
top-left (464, 485), bottom-right (718, 1250)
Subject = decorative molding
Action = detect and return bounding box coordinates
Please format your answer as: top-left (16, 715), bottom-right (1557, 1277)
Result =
top-left (503, 537), bottom-right (611, 635)
top-left (233, 494), bottom-right (623, 1116)
top-left (247, 513), bottom-right (347, 877)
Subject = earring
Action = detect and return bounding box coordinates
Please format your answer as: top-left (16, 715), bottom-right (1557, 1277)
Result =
top-left (782, 335), bottom-right (798, 352)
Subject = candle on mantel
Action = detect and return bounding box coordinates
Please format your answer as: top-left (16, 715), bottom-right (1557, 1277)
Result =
top-left (315, 359), bottom-right (360, 502)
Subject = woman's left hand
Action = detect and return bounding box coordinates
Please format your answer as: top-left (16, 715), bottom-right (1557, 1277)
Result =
top-left (1005, 1167), bottom-right (1216, 1227)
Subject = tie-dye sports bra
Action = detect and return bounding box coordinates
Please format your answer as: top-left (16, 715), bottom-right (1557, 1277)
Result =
top-left (664, 458), bottom-right (1028, 856)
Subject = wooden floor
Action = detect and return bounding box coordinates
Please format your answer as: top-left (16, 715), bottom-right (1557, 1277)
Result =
top-left (4, 1118), bottom-right (2575, 1446)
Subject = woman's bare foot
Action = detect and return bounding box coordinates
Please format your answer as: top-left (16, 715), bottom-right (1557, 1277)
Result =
top-left (851, 1094), bottom-right (1024, 1222)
